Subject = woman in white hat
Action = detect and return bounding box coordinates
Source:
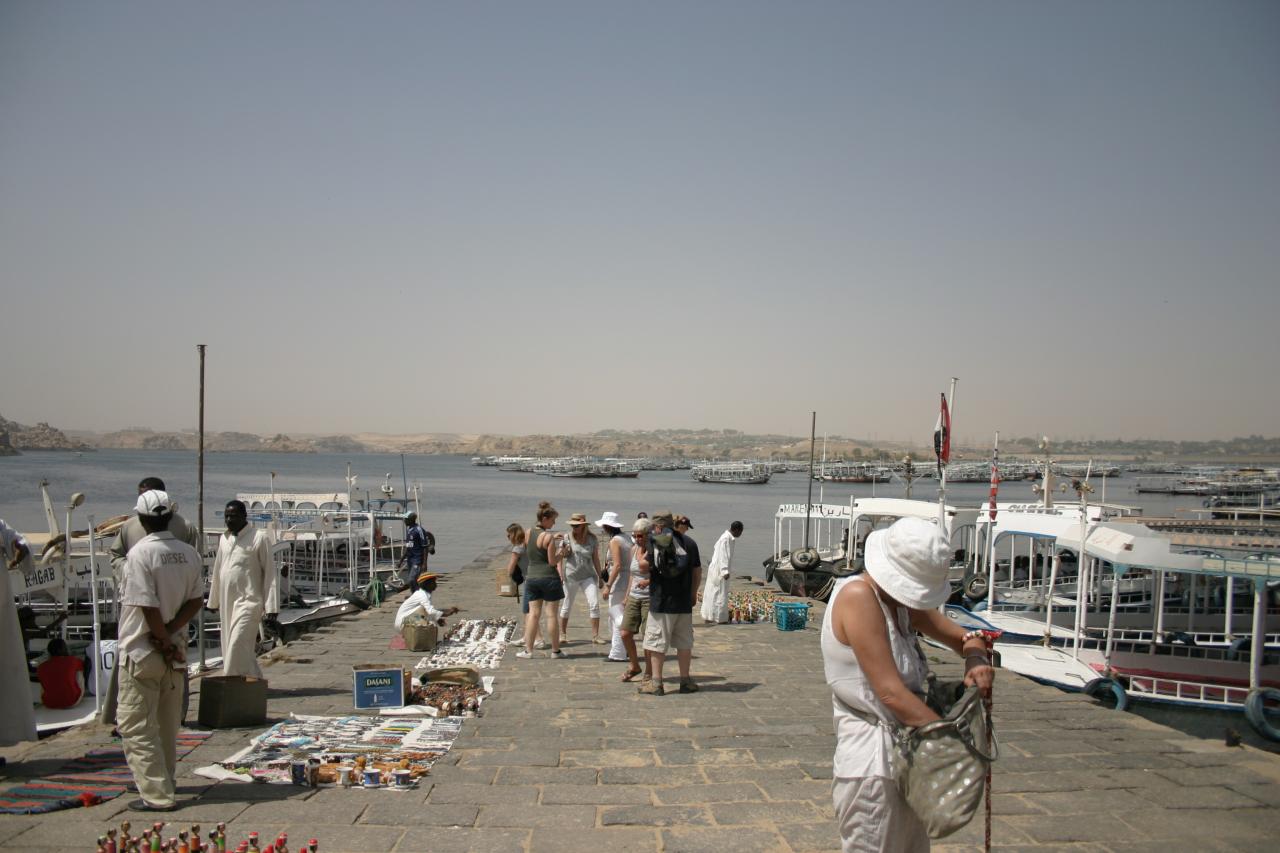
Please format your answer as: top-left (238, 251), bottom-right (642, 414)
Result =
top-left (594, 511), bottom-right (632, 662)
top-left (821, 516), bottom-right (994, 852)
top-left (557, 512), bottom-right (604, 644)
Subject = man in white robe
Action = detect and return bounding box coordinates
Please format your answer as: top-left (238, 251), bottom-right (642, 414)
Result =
top-left (700, 521), bottom-right (743, 625)
top-left (394, 573), bottom-right (458, 630)
top-left (0, 519), bottom-right (37, 746)
top-left (207, 500), bottom-right (278, 678)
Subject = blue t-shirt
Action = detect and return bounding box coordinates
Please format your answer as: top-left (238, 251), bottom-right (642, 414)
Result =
top-left (406, 524), bottom-right (435, 559)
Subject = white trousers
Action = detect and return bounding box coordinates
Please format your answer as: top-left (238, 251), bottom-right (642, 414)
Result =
top-left (559, 575), bottom-right (601, 619)
top-left (832, 776), bottom-right (929, 853)
top-left (607, 577), bottom-right (628, 660)
top-left (118, 651), bottom-right (184, 808)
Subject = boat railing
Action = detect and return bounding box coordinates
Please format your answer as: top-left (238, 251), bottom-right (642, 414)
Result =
top-left (1125, 675), bottom-right (1251, 709)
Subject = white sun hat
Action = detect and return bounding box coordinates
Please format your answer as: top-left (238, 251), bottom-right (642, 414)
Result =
top-left (594, 511), bottom-right (623, 529)
top-left (863, 516), bottom-right (952, 610)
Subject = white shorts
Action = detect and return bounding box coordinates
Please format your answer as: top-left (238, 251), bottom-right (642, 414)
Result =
top-left (642, 611), bottom-right (694, 654)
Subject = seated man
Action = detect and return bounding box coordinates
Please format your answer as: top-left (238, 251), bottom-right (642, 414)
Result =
top-left (394, 572), bottom-right (459, 630)
top-left (36, 637), bottom-right (85, 709)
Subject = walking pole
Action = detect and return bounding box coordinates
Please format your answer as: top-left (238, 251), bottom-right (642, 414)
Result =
top-left (983, 631), bottom-right (994, 853)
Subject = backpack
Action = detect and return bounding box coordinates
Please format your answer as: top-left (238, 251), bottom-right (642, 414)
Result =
top-left (648, 531), bottom-right (690, 579)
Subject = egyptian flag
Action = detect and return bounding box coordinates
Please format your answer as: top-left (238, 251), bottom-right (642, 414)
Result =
top-left (988, 444), bottom-right (1000, 521)
top-left (933, 393), bottom-right (951, 476)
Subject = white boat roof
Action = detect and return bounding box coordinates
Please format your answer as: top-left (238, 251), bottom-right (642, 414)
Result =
top-left (238, 492), bottom-right (351, 508)
top-left (1055, 523), bottom-right (1206, 572)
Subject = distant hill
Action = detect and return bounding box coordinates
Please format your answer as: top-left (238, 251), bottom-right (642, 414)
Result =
top-left (0, 414), bottom-right (91, 452)
top-left (13, 415), bottom-right (1280, 462)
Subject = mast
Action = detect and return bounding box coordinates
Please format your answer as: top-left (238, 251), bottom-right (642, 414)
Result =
top-left (804, 412), bottom-right (816, 551)
top-left (197, 344), bottom-right (207, 670)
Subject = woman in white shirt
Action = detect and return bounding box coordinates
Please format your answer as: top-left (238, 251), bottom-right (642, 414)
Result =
top-left (556, 513), bottom-right (604, 643)
top-left (822, 517), bottom-right (994, 852)
top-left (595, 512), bottom-right (633, 662)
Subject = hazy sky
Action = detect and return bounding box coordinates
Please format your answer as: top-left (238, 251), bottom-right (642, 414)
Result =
top-left (2, 1), bottom-right (1277, 444)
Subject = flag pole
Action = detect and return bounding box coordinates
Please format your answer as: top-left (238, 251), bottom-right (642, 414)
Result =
top-left (937, 377), bottom-right (957, 527)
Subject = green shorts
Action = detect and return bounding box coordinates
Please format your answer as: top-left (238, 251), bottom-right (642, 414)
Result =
top-left (622, 597), bottom-right (649, 634)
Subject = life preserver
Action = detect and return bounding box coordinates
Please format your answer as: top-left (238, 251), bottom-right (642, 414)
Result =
top-left (791, 548), bottom-right (822, 571)
top-left (1083, 677), bottom-right (1128, 711)
top-left (963, 575), bottom-right (989, 600)
top-left (1244, 688), bottom-right (1280, 742)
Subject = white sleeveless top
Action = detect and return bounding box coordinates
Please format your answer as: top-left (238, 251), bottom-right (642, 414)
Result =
top-left (821, 575), bottom-right (928, 779)
top-left (607, 533), bottom-right (632, 589)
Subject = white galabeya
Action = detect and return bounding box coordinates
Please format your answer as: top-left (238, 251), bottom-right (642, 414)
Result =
top-left (863, 516), bottom-right (952, 610)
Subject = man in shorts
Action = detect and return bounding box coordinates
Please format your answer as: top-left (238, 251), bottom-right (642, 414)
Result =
top-left (640, 511), bottom-right (701, 695)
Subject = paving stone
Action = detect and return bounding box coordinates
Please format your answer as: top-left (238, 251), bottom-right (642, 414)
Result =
top-left (600, 805), bottom-right (713, 827)
top-left (654, 782), bottom-right (764, 804)
top-left (361, 801), bottom-right (479, 826)
top-left (661, 826), bottom-right (790, 852)
top-left (560, 748), bottom-right (658, 768)
top-left (529, 827), bottom-right (659, 852)
top-left (1002, 813), bottom-right (1144, 844)
top-left (1155, 765), bottom-right (1273, 787)
top-left (476, 803), bottom-right (597, 829)
top-left (391, 826), bottom-right (528, 852)
top-left (537, 783), bottom-right (651, 805)
top-left (655, 747), bottom-right (755, 766)
top-left (428, 783), bottom-right (537, 805)
top-left (1131, 784), bottom-right (1268, 809)
top-left (776, 821), bottom-right (844, 852)
top-left (709, 800), bottom-right (824, 825)
top-left (599, 766), bottom-right (707, 786)
top-left (284, 823), bottom-right (404, 851)
top-left (1017, 788), bottom-right (1150, 815)
top-left (704, 763), bottom-right (807, 783)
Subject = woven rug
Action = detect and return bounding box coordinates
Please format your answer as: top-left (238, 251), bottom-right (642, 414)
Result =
top-left (0, 730), bottom-right (212, 814)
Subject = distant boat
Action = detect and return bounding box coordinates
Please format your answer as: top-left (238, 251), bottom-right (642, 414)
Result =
top-left (690, 462), bottom-right (771, 485)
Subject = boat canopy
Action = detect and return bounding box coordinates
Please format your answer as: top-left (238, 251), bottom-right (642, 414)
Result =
top-left (1055, 522), bottom-right (1207, 573)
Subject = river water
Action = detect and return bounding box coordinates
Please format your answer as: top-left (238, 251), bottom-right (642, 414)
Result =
top-left (0, 450), bottom-right (1207, 575)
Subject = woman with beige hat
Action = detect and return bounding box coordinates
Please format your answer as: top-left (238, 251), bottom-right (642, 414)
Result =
top-left (822, 516), bottom-right (995, 852)
top-left (557, 512), bottom-right (604, 644)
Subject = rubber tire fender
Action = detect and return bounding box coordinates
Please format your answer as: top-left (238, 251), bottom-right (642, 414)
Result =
top-left (764, 560), bottom-right (777, 585)
top-left (791, 548), bottom-right (822, 571)
top-left (963, 574), bottom-right (989, 600)
top-left (1083, 677), bottom-right (1129, 711)
top-left (1244, 688), bottom-right (1280, 743)
top-left (1227, 637), bottom-right (1251, 662)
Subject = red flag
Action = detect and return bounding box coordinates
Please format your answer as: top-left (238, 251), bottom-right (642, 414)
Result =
top-left (933, 393), bottom-right (951, 474)
top-left (988, 445), bottom-right (1000, 521)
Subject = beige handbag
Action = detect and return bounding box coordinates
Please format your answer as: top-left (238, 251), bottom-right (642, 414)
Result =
top-left (847, 682), bottom-right (996, 838)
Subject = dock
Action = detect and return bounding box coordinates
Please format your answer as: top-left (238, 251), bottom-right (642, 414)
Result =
top-left (3, 546), bottom-right (1280, 851)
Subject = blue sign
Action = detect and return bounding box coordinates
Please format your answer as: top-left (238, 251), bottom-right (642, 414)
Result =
top-left (353, 667), bottom-right (405, 710)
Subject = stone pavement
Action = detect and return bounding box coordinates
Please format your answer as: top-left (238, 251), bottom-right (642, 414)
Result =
top-left (3, 545), bottom-right (1280, 851)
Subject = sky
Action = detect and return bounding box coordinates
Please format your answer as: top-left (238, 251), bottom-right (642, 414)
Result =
top-left (2, 1), bottom-right (1277, 445)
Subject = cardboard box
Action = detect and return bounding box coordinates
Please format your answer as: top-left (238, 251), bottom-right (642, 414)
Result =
top-left (353, 665), bottom-right (407, 710)
top-left (198, 676), bottom-right (268, 728)
top-left (496, 564), bottom-right (519, 597)
top-left (401, 619), bottom-right (438, 652)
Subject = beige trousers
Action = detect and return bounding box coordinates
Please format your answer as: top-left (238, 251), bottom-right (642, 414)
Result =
top-left (832, 776), bottom-right (929, 853)
top-left (118, 651), bottom-right (183, 807)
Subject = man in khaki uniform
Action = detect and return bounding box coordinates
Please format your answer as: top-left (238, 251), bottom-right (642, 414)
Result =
top-left (117, 490), bottom-right (204, 811)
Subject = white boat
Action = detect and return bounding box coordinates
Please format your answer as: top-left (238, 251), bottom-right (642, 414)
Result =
top-left (691, 462), bottom-right (771, 485)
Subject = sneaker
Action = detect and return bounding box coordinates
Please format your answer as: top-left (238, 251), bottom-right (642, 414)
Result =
top-left (515, 650), bottom-right (532, 659)
top-left (678, 681), bottom-right (700, 694)
top-left (638, 681), bottom-right (664, 696)
top-left (534, 640), bottom-right (548, 650)
top-left (591, 636), bottom-right (607, 645)
top-left (551, 650), bottom-right (568, 659)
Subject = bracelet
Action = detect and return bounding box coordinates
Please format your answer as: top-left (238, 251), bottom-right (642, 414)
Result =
top-left (965, 653), bottom-right (991, 666)
top-left (961, 630), bottom-right (986, 644)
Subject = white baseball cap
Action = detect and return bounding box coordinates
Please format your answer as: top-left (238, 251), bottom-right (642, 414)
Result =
top-left (863, 517), bottom-right (952, 610)
top-left (135, 489), bottom-right (175, 517)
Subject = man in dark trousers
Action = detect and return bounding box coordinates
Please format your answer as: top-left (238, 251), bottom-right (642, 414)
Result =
top-left (396, 512), bottom-right (435, 591)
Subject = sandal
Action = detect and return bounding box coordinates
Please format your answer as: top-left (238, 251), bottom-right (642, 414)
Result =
top-left (620, 668), bottom-right (643, 682)
top-left (638, 681), bottom-right (665, 696)
top-left (679, 680), bottom-right (699, 694)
